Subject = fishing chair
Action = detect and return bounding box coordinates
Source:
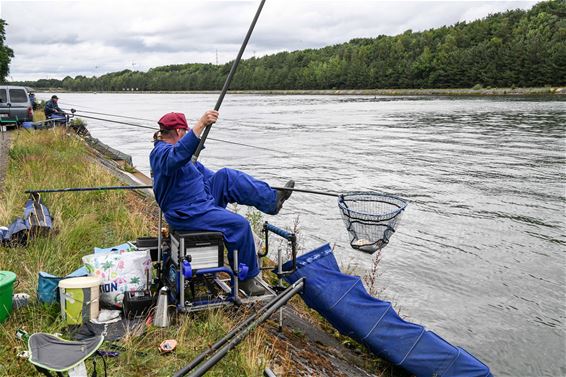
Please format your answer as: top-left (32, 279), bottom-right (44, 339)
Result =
top-left (165, 229), bottom-right (245, 312)
top-left (155, 211), bottom-right (296, 312)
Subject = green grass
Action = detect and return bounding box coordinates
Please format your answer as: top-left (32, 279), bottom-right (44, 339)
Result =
top-left (0, 129), bottom-right (273, 376)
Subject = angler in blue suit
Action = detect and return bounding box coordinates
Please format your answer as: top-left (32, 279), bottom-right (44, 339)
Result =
top-left (150, 111), bottom-right (293, 296)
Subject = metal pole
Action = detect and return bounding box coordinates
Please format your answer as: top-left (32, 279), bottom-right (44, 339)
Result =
top-left (183, 278), bottom-right (304, 377)
top-left (278, 242), bottom-right (283, 332)
top-left (24, 185), bottom-right (153, 194)
top-left (180, 237), bottom-right (186, 310)
top-left (191, 0), bottom-right (266, 163)
top-left (233, 249), bottom-right (239, 301)
top-left (271, 186), bottom-right (340, 198)
top-left (157, 210), bottom-right (163, 280)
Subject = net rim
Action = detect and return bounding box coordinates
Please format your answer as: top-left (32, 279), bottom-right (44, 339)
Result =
top-left (337, 191), bottom-right (408, 219)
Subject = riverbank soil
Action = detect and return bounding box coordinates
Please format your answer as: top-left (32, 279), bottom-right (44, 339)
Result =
top-left (0, 128), bottom-right (401, 376)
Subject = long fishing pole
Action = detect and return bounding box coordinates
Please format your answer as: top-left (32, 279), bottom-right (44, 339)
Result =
top-left (67, 111), bottom-right (154, 129)
top-left (66, 106), bottom-right (252, 130)
top-left (64, 110), bottom-right (285, 155)
top-left (68, 108), bottom-right (154, 122)
top-left (191, 0), bottom-right (266, 163)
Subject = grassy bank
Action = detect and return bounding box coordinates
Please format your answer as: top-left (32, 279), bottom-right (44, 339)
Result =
top-left (0, 129), bottom-right (274, 376)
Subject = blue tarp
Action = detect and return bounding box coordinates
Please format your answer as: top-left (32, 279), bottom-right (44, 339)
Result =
top-left (283, 243), bottom-right (492, 377)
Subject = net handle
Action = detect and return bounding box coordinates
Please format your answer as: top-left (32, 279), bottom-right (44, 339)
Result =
top-left (271, 186), bottom-right (339, 197)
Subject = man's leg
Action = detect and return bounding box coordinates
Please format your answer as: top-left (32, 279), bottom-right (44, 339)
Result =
top-left (48, 114), bottom-right (67, 124)
top-left (207, 168), bottom-right (278, 214)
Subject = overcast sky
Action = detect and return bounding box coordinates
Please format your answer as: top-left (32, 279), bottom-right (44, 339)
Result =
top-left (1, 0), bottom-right (539, 81)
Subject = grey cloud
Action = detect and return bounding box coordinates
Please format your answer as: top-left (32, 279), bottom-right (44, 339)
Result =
top-left (8, 33), bottom-right (82, 45)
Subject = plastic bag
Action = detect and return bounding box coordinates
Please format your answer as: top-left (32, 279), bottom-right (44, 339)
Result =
top-left (82, 249), bottom-right (152, 308)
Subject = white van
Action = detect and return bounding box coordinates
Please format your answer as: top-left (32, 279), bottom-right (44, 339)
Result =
top-left (0, 85), bottom-right (34, 124)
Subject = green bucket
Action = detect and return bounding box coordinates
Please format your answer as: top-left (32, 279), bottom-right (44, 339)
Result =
top-left (0, 271), bottom-right (17, 323)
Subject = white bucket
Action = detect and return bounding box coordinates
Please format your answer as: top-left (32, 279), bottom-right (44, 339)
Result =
top-left (58, 276), bottom-right (101, 325)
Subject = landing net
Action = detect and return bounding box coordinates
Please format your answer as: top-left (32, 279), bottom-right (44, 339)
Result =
top-left (338, 192), bottom-right (407, 254)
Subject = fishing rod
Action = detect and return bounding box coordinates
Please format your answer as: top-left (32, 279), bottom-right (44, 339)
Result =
top-left (65, 106), bottom-right (251, 130)
top-left (192, 0), bottom-right (266, 163)
top-left (67, 108), bottom-right (154, 123)
top-left (64, 109), bottom-right (285, 155)
top-left (66, 111), bottom-right (152, 129)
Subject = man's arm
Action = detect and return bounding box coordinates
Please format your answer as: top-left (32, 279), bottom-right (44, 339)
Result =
top-left (154, 130), bottom-right (202, 176)
top-left (44, 101), bottom-right (54, 115)
top-left (151, 110), bottom-right (219, 175)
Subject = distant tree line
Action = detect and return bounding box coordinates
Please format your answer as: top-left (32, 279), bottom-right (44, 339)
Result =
top-left (0, 20), bottom-right (14, 82)
top-left (12, 1), bottom-right (566, 90)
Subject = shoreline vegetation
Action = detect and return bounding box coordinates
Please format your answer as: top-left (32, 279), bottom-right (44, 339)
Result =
top-left (0, 126), bottom-right (396, 376)
top-left (31, 86), bottom-right (566, 96)
top-left (8, 2), bottom-right (565, 93)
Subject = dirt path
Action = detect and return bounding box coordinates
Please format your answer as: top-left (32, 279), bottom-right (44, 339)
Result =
top-left (0, 130), bottom-right (11, 187)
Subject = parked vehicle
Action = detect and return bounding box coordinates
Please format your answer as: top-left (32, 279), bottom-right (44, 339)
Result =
top-left (0, 85), bottom-right (34, 125)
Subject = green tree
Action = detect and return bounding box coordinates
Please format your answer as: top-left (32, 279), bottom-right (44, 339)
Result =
top-left (0, 20), bottom-right (14, 82)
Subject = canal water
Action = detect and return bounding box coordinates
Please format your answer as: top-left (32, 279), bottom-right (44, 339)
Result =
top-left (46, 93), bottom-right (565, 376)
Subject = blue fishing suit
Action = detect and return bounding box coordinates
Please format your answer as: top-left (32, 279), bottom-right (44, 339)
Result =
top-left (150, 130), bottom-right (278, 279)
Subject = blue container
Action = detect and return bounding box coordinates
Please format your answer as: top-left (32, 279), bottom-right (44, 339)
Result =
top-left (22, 121), bottom-right (33, 129)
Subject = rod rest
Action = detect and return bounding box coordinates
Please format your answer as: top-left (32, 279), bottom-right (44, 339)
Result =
top-left (265, 222), bottom-right (295, 242)
top-left (261, 221), bottom-right (297, 276)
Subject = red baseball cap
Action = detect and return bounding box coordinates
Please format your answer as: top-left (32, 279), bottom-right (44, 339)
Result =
top-left (158, 112), bottom-right (189, 131)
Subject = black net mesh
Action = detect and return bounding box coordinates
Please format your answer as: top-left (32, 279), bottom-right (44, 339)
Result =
top-left (338, 192), bottom-right (407, 254)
